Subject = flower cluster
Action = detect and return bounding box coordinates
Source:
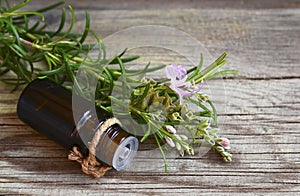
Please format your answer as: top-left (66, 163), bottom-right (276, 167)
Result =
top-left (164, 125), bottom-right (194, 156)
top-left (126, 56), bottom-right (234, 170)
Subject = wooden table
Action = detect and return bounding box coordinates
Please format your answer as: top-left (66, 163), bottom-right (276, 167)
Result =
top-left (1, 0), bottom-right (300, 195)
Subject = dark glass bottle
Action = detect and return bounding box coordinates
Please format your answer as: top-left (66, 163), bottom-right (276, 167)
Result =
top-left (17, 78), bottom-right (138, 171)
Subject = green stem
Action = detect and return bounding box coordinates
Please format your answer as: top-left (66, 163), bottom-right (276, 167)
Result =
top-left (194, 52), bottom-right (227, 83)
top-left (154, 133), bottom-right (168, 172)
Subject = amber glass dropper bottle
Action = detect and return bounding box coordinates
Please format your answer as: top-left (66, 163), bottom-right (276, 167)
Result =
top-left (17, 78), bottom-right (139, 171)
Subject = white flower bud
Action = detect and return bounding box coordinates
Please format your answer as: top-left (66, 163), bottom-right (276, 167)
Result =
top-left (190, 148), bottom-right (194, 156)
top-left (174, 134), bottom-right (181, 140)
top-left (180, 149), bottom-right (185, 157)
top-left (164, 136), bottom-right (175, 148)
top-left (180, 134), bottom-right (189, 141)
top-left (165, 125), bottom-right (176, 134)
top-left (175, 142), bottom-right (181, 151)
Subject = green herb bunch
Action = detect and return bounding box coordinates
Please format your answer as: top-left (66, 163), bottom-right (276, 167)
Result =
top-left (0, 0), bottom-right (237, 172)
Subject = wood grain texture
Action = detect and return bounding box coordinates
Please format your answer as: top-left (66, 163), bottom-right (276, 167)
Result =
top-left (1, 1), bottom-right (300, 195)
top-left (10, 0), bottom-right (300, 10)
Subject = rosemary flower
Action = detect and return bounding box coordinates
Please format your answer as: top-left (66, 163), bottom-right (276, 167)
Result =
top-left (165, 64), bottom-right (203, 103)
top-left (218, 138), bottom-right (230, 148)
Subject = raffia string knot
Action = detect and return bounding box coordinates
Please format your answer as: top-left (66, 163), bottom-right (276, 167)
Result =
top-left (68, 118), bottom-right (121, 178)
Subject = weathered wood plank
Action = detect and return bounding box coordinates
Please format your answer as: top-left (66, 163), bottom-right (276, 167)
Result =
top-left (36, 8), bottom-right (300, 79)
top-left (1, 78), bottom-right (300, 194)
top-left (10, 0), bottom-right (300, 10)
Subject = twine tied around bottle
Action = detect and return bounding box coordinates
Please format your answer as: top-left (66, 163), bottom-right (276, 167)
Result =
top-left (68, 118), bottom-right (121, 178)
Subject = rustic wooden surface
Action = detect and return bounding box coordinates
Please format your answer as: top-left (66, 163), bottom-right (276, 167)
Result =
top-left (1, 0), bottom-right (300, 195)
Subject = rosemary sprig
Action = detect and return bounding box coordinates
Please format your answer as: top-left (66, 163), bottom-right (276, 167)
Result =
top-left (0, 0), bottom-right (137, 89)
top-left (0, 0), bottom-right (235, 172)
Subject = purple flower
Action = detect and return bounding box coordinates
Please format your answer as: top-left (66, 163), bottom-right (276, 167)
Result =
top-left (165, 64), bottom-right (203, 103)
top-left (166, 64), bottom-right (187, 80)
top-left (218, 138), bottom-right (230, 147)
